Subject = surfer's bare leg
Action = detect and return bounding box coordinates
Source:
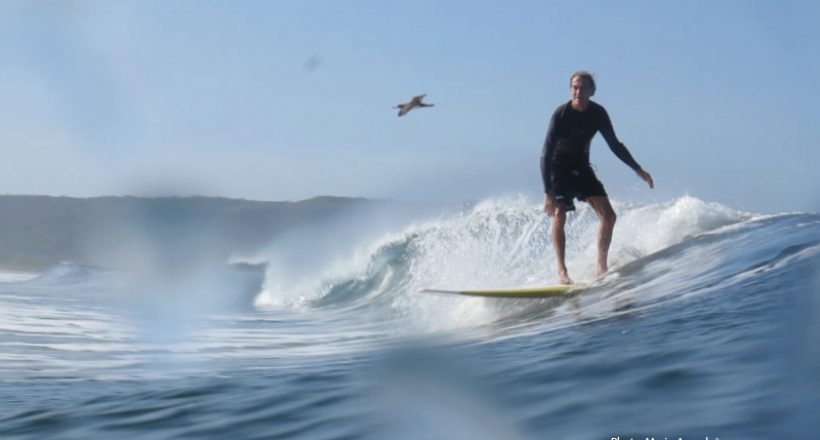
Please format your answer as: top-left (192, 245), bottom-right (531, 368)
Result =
top-left (551, 207), bottom-right (573, 284)
top-left (586, 196), bottom-right (616, 277)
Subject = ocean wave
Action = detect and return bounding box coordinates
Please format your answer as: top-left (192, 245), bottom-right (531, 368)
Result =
top-left (248, 195), bottom-right (820, 334)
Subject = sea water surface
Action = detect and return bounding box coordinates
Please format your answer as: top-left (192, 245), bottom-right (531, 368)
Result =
top-left (1, 196), bottom-right (818, 439)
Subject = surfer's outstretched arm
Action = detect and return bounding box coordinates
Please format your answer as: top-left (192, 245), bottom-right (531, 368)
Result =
top-left (598, 109), bottom-right (654, 188)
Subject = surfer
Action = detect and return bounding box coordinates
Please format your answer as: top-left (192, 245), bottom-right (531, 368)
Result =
top-left (541, 71), bottom-right (654, 284)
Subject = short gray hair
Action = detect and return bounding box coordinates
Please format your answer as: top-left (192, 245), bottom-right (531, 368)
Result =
top-left (570, 71), bottom-right (596, 92)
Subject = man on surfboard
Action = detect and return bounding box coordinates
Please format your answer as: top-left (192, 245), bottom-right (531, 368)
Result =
top-left (541, 71), bottom-right (653, 284)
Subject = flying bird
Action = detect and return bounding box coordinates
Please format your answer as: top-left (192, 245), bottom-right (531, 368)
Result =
top-left (394, 94), bottom-right (434, 117)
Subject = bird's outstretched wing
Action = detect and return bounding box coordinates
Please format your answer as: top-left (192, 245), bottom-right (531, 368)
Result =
top-left (394, 94), bottom-right (432, 116)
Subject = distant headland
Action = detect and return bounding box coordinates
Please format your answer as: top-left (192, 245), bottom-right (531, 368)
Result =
top-left (0, 195), bottom-right (378, 271)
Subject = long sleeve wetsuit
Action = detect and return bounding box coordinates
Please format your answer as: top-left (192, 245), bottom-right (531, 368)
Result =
top-left (540, 101), bottom-right (643, 194)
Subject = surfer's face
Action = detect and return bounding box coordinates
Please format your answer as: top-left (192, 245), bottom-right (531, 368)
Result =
top-left (570, 76), bottom-right (594, 110)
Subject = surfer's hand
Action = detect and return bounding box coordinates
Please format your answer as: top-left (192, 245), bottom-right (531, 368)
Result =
top-left (544, 193), bottom-right (555, 217)
top-left (637, 169), bottom-right (654, 189)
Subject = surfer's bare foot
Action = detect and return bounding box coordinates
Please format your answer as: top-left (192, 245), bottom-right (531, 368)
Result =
top-left (596, 264), bottom-right (608, 278)
top-left (558, 269), bottom-right (573, 285)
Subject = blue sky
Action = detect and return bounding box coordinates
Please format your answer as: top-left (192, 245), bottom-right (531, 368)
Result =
top-left (1, 0), bottom-right (818, 213)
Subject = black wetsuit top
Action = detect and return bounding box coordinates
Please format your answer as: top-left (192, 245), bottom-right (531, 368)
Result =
top-left (540, 100), bottom-right (642, 194)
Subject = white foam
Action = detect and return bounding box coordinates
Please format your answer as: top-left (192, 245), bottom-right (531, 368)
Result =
top-left (252, 194), bottom-right (753, 332)
top-left (609, 195), bottom-right (752, 268)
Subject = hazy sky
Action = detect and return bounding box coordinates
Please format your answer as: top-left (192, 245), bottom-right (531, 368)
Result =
top-left (1, 0), bottom-right (818, 213)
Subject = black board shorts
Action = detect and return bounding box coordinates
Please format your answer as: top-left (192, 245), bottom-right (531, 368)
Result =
top-left (550, 163), bottom-right (607, 212)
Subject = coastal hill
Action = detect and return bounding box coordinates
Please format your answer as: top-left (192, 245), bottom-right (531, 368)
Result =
top-left (0, 195), bottom-right (376, 271)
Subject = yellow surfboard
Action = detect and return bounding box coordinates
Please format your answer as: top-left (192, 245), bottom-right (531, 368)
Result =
top-left (420, 284), bottom-right (585, 298)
